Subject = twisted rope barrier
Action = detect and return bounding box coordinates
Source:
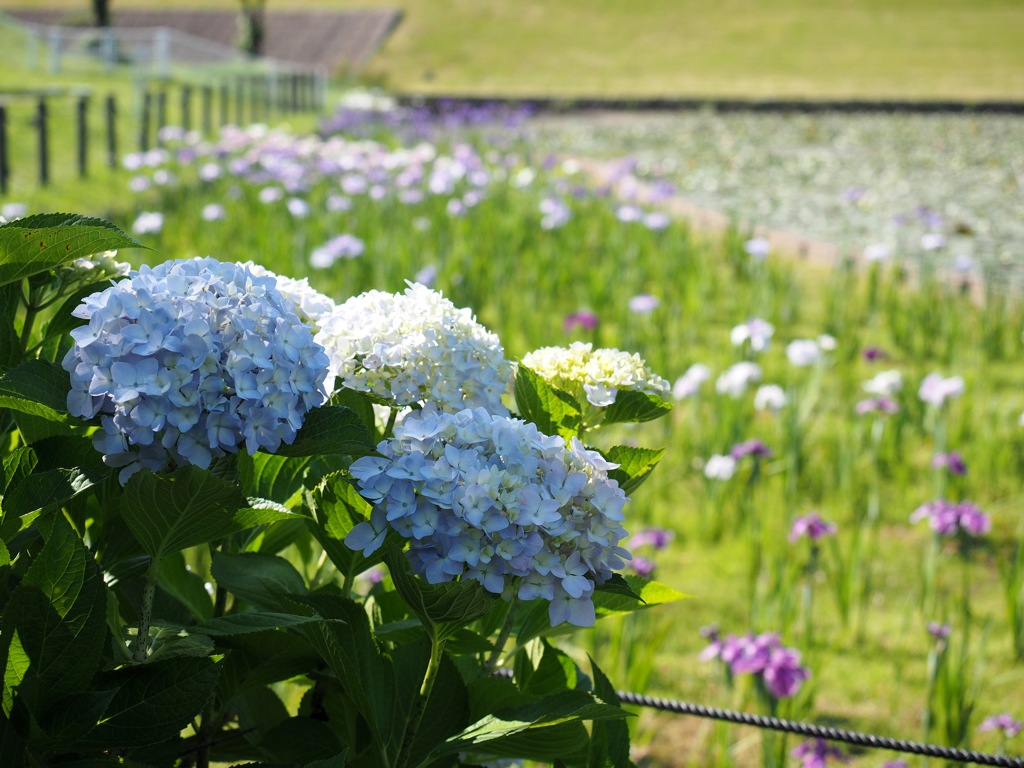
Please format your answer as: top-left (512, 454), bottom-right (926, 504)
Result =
top-left (494, 669), bottom-right (1024, 767)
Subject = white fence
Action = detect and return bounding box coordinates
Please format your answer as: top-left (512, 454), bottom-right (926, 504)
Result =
top-left (0, 11), bottom-right (320, 79)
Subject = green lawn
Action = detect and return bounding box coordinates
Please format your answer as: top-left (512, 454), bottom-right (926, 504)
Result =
top-left (2, 0), bottom-right (1023, 100)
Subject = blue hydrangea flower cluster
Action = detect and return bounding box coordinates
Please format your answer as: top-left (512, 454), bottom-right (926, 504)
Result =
top-left (344, 405), bottom-right (631, 627)
top-left (63, 257), bottom-right (331, 482)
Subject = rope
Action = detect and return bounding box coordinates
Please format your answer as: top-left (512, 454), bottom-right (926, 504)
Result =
top-left (492, 669), bottom-right (1024, 767)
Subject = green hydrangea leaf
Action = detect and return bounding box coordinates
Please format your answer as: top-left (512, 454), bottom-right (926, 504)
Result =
top-left (604, 445), bottom-right (665, 494)
top-left (602, 388), bottom-right (672, 425)
top-left (513, 365), bottom-right (582, 440)
top-left (0, 214), bottom-right (146, 288)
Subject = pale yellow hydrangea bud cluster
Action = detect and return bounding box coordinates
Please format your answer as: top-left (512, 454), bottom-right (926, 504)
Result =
top-left (521, 341), bottom-right (670, 407)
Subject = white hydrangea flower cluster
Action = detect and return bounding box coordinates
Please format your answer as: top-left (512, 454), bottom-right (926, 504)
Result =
top-left (243, 261), bottom-right (337, 330)
top-left (345, 405), bottom-right (631, 627)
top-left (314, 283), bottom-right (512, 414)
top-left (520, 341), bottom-right (670, 408)
top-left (53, 250), bottom-right (131, 293)
top-left (62, 257), bottom-right (331, 482)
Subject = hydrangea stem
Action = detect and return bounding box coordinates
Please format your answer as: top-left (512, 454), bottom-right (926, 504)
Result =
top-left (485, 599), bottom-right (519, 672)
top-left (131, 558), bottom-right (159, 662)
top-left (396, 634), bottom-right (445, 768)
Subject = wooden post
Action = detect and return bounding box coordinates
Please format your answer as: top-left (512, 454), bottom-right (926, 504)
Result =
top-left (0, 104), bottom-right (9, 196)
top-left (156, 89), bottom-right (167, 143)
top-left (219, 82), bottom-right (229, 127)
top-left (202, 85), bottom-right (212, 136)
top-left (250, 75), bottom-right (260, 123)
top-left (290, 73), bottom-right (299, 113)
top-left (36, 97), bottom-right (49, 187)
top-left (140, 90), bottom-right (151, 152)
top-left (235, 76), bottom-right (244, 126)
top-left (181, 85), bottom-right (191, 133)
top-left (106, 94), bottom-right (117, 168)
top-left (76, 94), bottom-right (89, 178)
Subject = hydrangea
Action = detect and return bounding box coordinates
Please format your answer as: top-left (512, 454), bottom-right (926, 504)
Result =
top-left (520, 341), bottom-right (669, 409)
top-left (315, 283), bottom-right (512, 414)
top-left (56, 250), bottom-right (131, 289)
top-left (63, 257), bottom-right (331, 482)
top-left (344, 405), bottom-right (630, 627)
top-left (243, 262), bottom-right (337, 330)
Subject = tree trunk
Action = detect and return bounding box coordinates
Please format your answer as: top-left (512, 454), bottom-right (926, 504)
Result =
top-left (238, 0), bottom-right (266, 58)
top-left (92, 0), bottom-right (111, 27)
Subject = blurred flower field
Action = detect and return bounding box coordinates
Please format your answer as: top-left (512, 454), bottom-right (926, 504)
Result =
top-left (4, 101), bottom-right (1024, 767)
top-left (528, 110), bottom-right (1024, 291)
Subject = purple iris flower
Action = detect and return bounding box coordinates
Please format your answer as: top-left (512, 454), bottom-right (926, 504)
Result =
top-left (932, 451), bottom-right (967, 475)
top-left (701, 629), bottom-right (810, 699)
top-left (978, 713), bottom-right (1023, 739)
top-left (856, 397), bottom-right (900, 416)
top-left (789, 512), bottom-right (837, 543)
top-left (928, 622), bottom-right (951, 648)
top-left (862, 346), bottom-right (887, 361)
top-left (730, 439), bottom-right (773, 461)
top-left (764, 648), bottom-right (811, 698)
top-left (629, 528), bottom-right (674, 550)
top-left (629, 556), bottom-right (656, 577)
top-left (564, 311), bottom-right (599, 333)
top-left (911, 500), bottom-right (989, 537)
top-left (792, 739), bottom-right (849, 768)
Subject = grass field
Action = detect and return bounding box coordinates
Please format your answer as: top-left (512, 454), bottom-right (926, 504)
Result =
top-left (2, 0), bottom-right (1024, 100)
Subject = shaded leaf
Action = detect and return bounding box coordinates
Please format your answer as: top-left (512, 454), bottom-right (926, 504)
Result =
top-left (587, 655), bottom-right (632, 767)
top-left (4, 467), bottom-right (104, 517)
top-left (437, 690), bottom-right (629, 757)
top-left (40, 688), bottom-right (118, 745)
top-left (307, 473), bottom-right (396, 581)
top-left (273, 406), bottom-right (374, 458)
top-left (121, 466), bottom-right (246, 560)
top-left (257, 716), bottom-right (343, 764)
top-left (594, 574), bottom-right (644, 603)
top-left (1, 513), bottom-right (108, 713)
top-left (190, 612), bottom-right (322, 637)
top-left (514, 638), bottom-right (578, 699)
top-left (83, 657), bottom-right (219, 748)
top-left (210, 551), bottom-right (307, 612)
top-left (0, 360), bottom-right (73, 424)
top-left (156, 552), bottom-right (213, 622)
top-left (384, 547), bottom-right (496, 641)
top-left (295, 593), bottom-right (397, 753)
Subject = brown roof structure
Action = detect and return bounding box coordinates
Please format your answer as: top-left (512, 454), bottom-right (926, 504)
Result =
top-left (3, 8), bottom-right (403, 73)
